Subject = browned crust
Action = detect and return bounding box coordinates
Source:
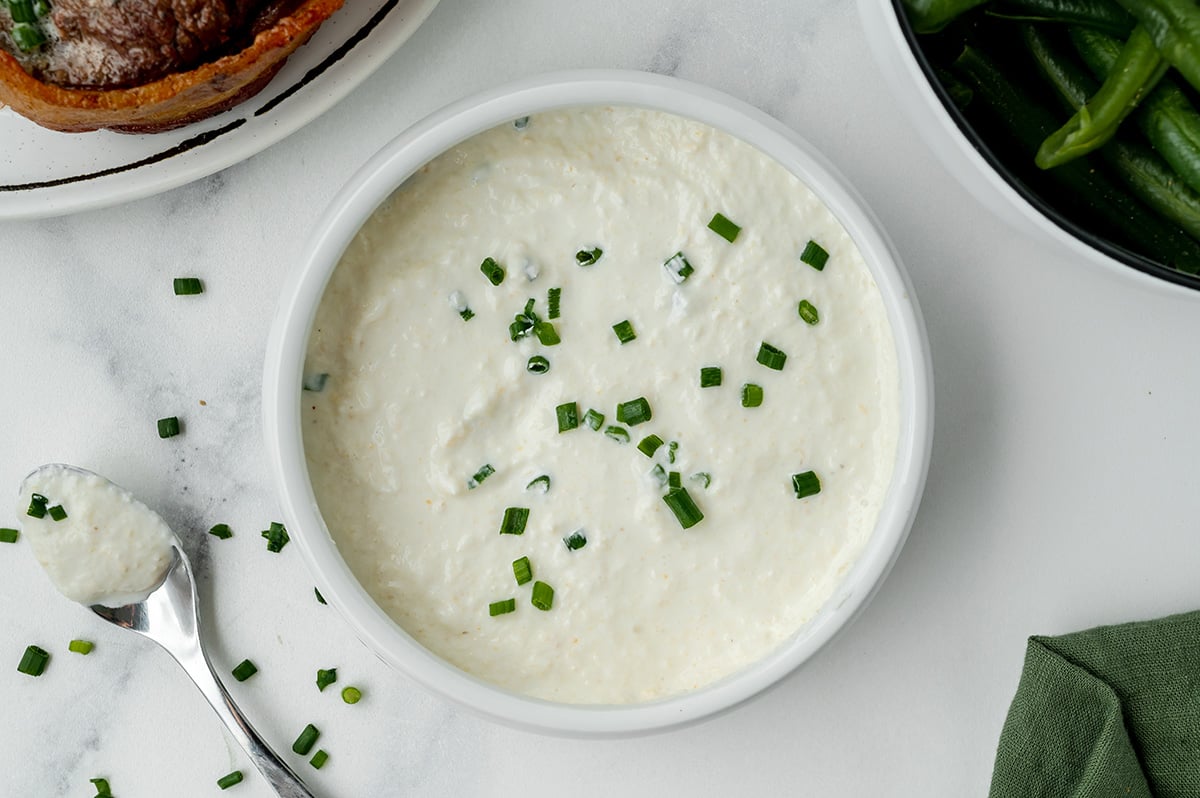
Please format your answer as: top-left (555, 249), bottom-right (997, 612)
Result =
top-left (0, 0), bottom-right (346, 133)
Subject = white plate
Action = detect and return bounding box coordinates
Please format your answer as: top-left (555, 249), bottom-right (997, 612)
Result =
top-left (0, 0), bottom-right (441, 220)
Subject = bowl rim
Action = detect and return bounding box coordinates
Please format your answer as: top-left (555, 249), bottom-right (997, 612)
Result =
top-left (262, 68), bottom-right (935, 737)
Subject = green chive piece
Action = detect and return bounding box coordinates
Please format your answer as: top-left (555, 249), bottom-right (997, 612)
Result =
top-left (460, 307), bottom-right (476, 322)
top-left (310, 750), bottom-right (330, 770)
top-left (9, 0), bottom-right (37, 23)
top-left (341, 686), bottom-right (362, 704)
top-left (700, 366), bottom-right (722, 388)
top-left (231, 659), bottom-right (258, 682)
top-left (531, 581), bottom-right (555, 611)
top-left (563, 530), bottom-right (587, 551)
top-left (756, 342), bottom-right (787, 371)
top-left (801, 240), bottom-right (829, 271)
top-left (68, 639), bottom-right (94, 655)
top-left (510, 316), bottom-right (534, 341)
top-left (525, 475), bottom-right (551, 494)
top-left (316, 668), bottom-right (337, 692)
top-left (315, 587), bottom-right (327, 605)
top-left (612, 320), bottom-right (636, 344)
top-left (663, 488), bottom-right (705, 529)
top-left (489, 598), bottom-right (517, 616)
top-left (663, 252), bottom-right (694, 283)
top-left (47, 504), bottom-right (67, 521)
top-left (742, 383), bottom-right (764, 407)
top-left (576, 247), bottom-right (604, 266)
top-left (667, 441), bottom-right (679, 464)
top-left (668, 471), bottom-right (681, 489)
top-left (535, 321), bottom-right (561, 346)
top-left (0, 528), bottom-right (17, 543)
top-left (637, 434), bottom-right (664, 458)
top-left (499, 507), bottom-right (530, 536)
top-left (798, 300), bottom-right (820, 325)
top-left (467, 463), bottom-right (495, 490)
top-left (17, 644), bottom-right (49, 676)
top-left (262, 521), bottom-right (289, 553)
top-left (547, 287), bottom-right (562, 319)
top-left (480, 257), bottom-right (505, 286)
top-left (208, 523), bottom-right (233, 540)
top-left (616, 397), bottom-right (652, 426)
top-left (173, 277), bottom-right (204, 295)
top-left (690, 472), bottom-right (712, 489)
top-left (556, 402), bottom-right (579, 432)
top-left (449, 290), bottom-right (474, 322)
top-left (292, 724), bottom-right (320, 756)
top-left (604, 425), bottom-right (630, 444)
top-left (583, 409), bottom-right (605, 431)
top-left (792, 471), bottom-right (822, 499)
top-left (649, 463), bottom-right (668, 487)
top-left (26, 493), bottom-right (47, 518)
top-left (217, 771), bottom-right (244, 790)
top-left (527, 355), bottom-right (551, 374)
top-left (707, 213), bottom-right (741, 243)
top-left (512, 556), bottom-right (533, 585)
top-left (90, 778), bottom-right (112, 797)
top-left (11, 22), bottom-right (46, 51)
top-left (302, 373), bottom-right (329, 392)
top-left (157, 416), bottom-right (181, 438)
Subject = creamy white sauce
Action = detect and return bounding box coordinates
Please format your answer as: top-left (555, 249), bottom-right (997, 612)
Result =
top-left (18, 466), bottom-right (175, 608)
top-left (304, 107), bottom-right (900, 704)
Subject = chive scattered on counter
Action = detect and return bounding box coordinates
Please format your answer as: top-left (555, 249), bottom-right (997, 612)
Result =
top-left (316, 668), bottom-right (337, 692)
top-left (690, 472), bottom-right (712, 490)
top-left (47, 504), bottom-right (67, 521)
top-left (0, 527), bottom-right (18, 543)
top-left (662, 488), bottom-right (704, 529)
top-left (27, 493), bottom-right (47, 518)
top-left (173, 277), bottom-right (204, 296)
top-left (612, 319), bottom-right (636, 344)
top-left (616, 397), bottom-right (652, 426)
top-left (262, 521), bottom-right (289, 553)
top-left (68, 639), bottom-right (94, 655)
top-left (217, 771), bottom-right (243, 790)
top-left (531, 581), bottom-right (555, 611)
top-left (604, 425), bottom-right (630, 444)
top-left (499, 507), bottom-right (530, 536)
top-left (547, 287), bottom-right (562, 319)
top-left (302, 372), bottom-right (330, 392)
top-left (480, 257), bottom-right (505, 286)
top-left (489, 598), bottom-right (517, 616)
top-left (801, 240), bottom-right (829, 271)
top-left (663, 252), bottom-right (694, 283)
top-left (17, 644), bottom-right (49, 676)
top-left (535, 321), bottom-right (561, 346)
top-left (315, 587), bottom-right (327, 605)
top-left (637, 434), bottom-right (664, 458)
top-left (649, 464), bottom-right (668, 487)
top-left (310, 750), bottom-right (330, 770)
top-left (512, 556), bottom-right (533, 585)
top-left (231, 659), bottom-right (258, 682)
top-left (527, 355), bottom-right (551, 374)
top-left (700, 366), bottom-right (722, 388)
top-left (756, 342), bottom-right (787, 371)
top-left (563, 530), bottom-right (587, 551)
top-left (583, 408), bottom-right (605, 431)
top-left (798, 300), bottom-right (820, 326)
top-left (525, 475), bottom-right (551, 494)
top-left (707, 213), bottom-right (741, 243)
top-left (90, 778), bottom-right (112, 797)
top-left (668, 471), bottom-right (681, 489)
top-left (341, 686), bottom-right (362, 705)
top-left (556, 402), bottom-right (579, 432)
top-left (742, 383), bottom-right (764, 408)
top-left (667, 441), bottom-right (678, 464)
top-left (157, 416), bottom-right (181, 438)
top-left (576, 247), bottom-right (604, 266)
top-left (792, 471), bottom-right (822, 500)
top-left (208, 523), bottom-right (233, 540)
top-left (467, 463), bottom-right (495, 490)
top-left (292, 724), bottom-right (320, 756)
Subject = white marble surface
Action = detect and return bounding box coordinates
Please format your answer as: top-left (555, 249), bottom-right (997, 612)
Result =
top-left (3, 1), bottom-right (1200, 796)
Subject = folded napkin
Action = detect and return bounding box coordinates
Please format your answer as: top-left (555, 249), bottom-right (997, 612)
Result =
top-left (990, 611), bottom-right (1200, 798)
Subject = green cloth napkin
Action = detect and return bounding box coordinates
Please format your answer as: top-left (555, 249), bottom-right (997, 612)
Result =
top-left (989, 611), bottom-right (1200, 798)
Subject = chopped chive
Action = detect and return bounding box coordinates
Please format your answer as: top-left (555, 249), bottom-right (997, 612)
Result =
top-left (302, 372), bottom-right (329, 392)
top-left (576, 247), bottom-right (604, 266)
top-left (341, 686), bottom-right (362, 704)
top-left (208, 523), bottom-right (233, 540)
top-left (9, 0), bottom-right (37, 23)
top-left (700, 366), bottom-right (722, 388)
top-left (527, 355), bottom-right (551, 374)
top-left (604, 425), bottom-right (630, 444)
top-left (690, 472), bottom-right (712, 489)
top-left (315, 587), bottom-right (327, 605)
top-left (667, 441), bottom-right (678, 464)
top-left (535, 321), bottom-right (561, 346)
top-left (261, 521), bottom-right (289, 553)
top-left (637, 434), bottom-right (664, 458)
top-left (489, 598), bottom-right (517, 616)
top-left (68, 639), bottom-right (94, 655)
top-left (649, 464), bottom-right (668, 487)
top-left (513, 116), bottom-right (530, 130)
top-left (310, 750), bottom-right (330, 770)
top-left (663, 252), bottom-right (694, 283)
top-left (510, 316), bottom-right (534, 341)
top-left (742, 383), bottom-right (764, 407)
top-left (512, 556), bottom-right (533, 585)
top-left (756, 342), bottom-right (787, 371)
top-left (798, 300), bottom-right (820, 325)
top-left (612, 320), bottom-right (636, 344)
top-left (17, 644), bottom-right (49, 676)
top-left (448, 290), bottom-right (474, 322)
top-left (467, 463), bottom-right (495, 490)
top-left (707, 213), bottom-right (741, 243)
top-left (231, 659), bottom-right (258, 682)
top-left (524, 298), bottom-right (536, 317)
top-left (460, 308), bottom-right (476, 321)
top-left (292, 724), bottom-right (320, 756)
top-left (662, 488), bottom-right (705, 529)
top-left (547, 287), bottom-right (562, 319)
top-left (556, 402), bottom-right (579, 432)
top-left (27, 493), bottom-right (47, 518)
top-left (583, 409), bottom-right (605, 430)
top-left (668, 471), bottom-right (681, 489)
top-left (531, 581), bottom-right (554, 611)
top-left (563, 530), bottom-right (587, 551)
top-left (616, 397), bottom-right (652, 426)
top-left (47, 504), bottom-right (67, 521)
top-left (525, 475), bottom-right (551, 494)
top-left (792, 471), bottom-right (822, 499)
top-left (173, 277), bottom-right (204, 295)
top-left (480, 257), bottom-right (505, 286)
top-left (217, 771), bottom-right (243, 790)
top-left (316, 668), bottom-right (337, 692)
top-left (11, 22), bottom-right (45, 51)
top-left (0, 528), bottom-right (18, 543)
top-left (801, 240), bottom-right (829, 271)
top-left (157, 416), bottom-right (181, 438)
top-left (499, 507), bottom-right (530, 536)
top-left (90, 778), bottom-right (112, 797)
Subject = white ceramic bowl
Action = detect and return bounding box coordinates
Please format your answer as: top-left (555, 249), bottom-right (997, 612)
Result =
top-left (263, 69), bottom-right (934, 737)
top-left (858, 0), bottom-right (1200, 297)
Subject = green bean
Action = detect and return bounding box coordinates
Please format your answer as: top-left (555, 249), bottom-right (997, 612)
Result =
top-left (1111, 0), bottom-right (1200, 90)
top-left (902, 0), bottom-right (990, 33)
top-left (1035, 25), bottom-right (1168, 168)
top-left (986, 0), bottom-right (1134, 37)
